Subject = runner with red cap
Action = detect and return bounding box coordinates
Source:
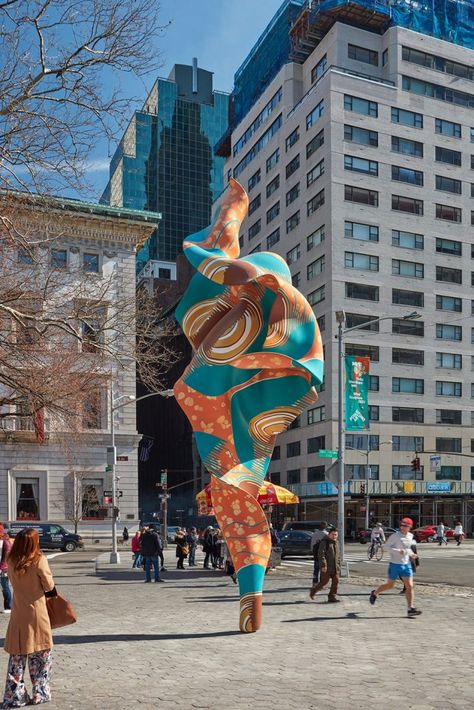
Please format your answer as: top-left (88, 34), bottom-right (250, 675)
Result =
top-left (369, 517), bottom-right (422, 617)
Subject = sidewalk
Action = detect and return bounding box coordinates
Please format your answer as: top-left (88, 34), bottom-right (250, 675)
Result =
top-left (1, 549), bottom-right (472, 710)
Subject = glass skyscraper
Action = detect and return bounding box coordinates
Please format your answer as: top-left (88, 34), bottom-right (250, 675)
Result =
top-left (101, 62), bottom-right (229, 268)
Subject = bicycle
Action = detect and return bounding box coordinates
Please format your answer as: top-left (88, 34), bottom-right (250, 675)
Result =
top-left (367, 540), bottom-right (384, 561)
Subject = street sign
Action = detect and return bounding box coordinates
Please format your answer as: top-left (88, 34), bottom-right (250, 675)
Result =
top-left (106, 446), bottom-right (116, 465)
top-left (158, 493), bottom-right (170, 499)
top-left (160, 469), bottom-right (167, 485)
top-left (116, 455), bottom-right (128, 462)
top-left (319, 449), bottom-right (338, 458)
top-left (103, 490), bottom-right (112, 497)
top-left (105, 465), bottom-right (112, 473)
top-left (430, 455), bottom-right (441, 473)
top-left (117, 490), bottom-right (123, 498)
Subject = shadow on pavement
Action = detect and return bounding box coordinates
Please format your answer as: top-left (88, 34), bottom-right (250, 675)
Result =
top-left (53, 630), bottom-right (242, 644)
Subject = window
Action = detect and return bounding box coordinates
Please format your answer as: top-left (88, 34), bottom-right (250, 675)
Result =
top-left (345, 314), bottom-right (380, 332)
top-left (266, 202), bottom-right (280, 224)
top-left (82, 389), bottom-right (105, 429)
top-left (307, 225), bottom-right (325, 251)
top-left (345, 252), bottom-right (379, 271)
top-left (234, 114), bottom-right (282, 178)
top-left (307, 255), bottom-right (325, 280)
top-left (248, 194), bottom-right (261, 216)
top-left (81, 317), bottom-right (104, 353)
top-left (307, 189), bottom-right (325, 216)
top-left (344, 155), bottom-right (378, 176)
top-left (286, 244), bottom-right (300, 265)
top-left (307, 159), bottom-right (324, 187)
top-left (402, 75), bottom-right (474, 109)
top-left (436, 323), bottom-right (462, 341)
top-left (436, 295), bottom-right (462, 312)
top-left (344, 124), bottom-right (378, 147)
top-left (345, 344), bottom-right (379, 362)
top-left (346, 465), bottom-right (380, 481)
top-left (391, 136), bottom-right (423, 158)
top-left (308, 286), bottom-right (325, 306)
top-left (249, 244), bottom-right (261, 254)
top-left (435, 146), bottom-right (462, 166)
top-left (392, 260), bottom-right (424, 278)
top-left (287, 469), bottom-right (300, 485)
top-left (348, 43), bottom-right (378, 66)
top-left (345, 282), bottom-right (379, 301)
top-left (81, 479), bottom-right (104, 519)
top-left (392, 289), bottom-right (424, 307)
top-left (286, 183), bottom-right (299, 207)
top-left (51, 249), bottom-right (67, 269)
top-left (308, 466), bottom-right (325, 482)
top-left (267, 228), bottom-right (280, 250)
top-left (436, 381), bottom-right (462, 396)
top-left (435, 238), bottom-right (462, 258)
top-left (292, 272), bottom-right (300, 288)
top-left (437, 466), bottom-right (461, 481)
top-left (286, 211), bottom-right (300, 234)
top-left (306, 99), bottom-right (324, 130)
top-left (248, 170), bottom-right (261, 191)
top-left (392, 407), bottom-right (424, 423)
top-left (318, 314), bottom-right (325, 332)
top-left (158, 268), bottom-right (171, 279)
top-left (392, 230), bottom-right (423, 250)
top-left (436, 204), bottom-right (462, 222)
top-left (344, 94), bottom-right (378, 117)
top-left (436, 175), bottom-right (462, 195)
top-left (391, 166), bottom-right (423, 186)
top-left (436, 266), bottom-right (462, 284)
top-left (233, 88), bottom-right (282, 157)
top-left (392, 377), bottom-right (424, 394)
top-left (369, 405), bottom-right (379, 421)
top-left (392, 318), bottom-right (424, 336)
top-left (286, 154), bottom-right (300, 179)
top-left (266, 148), bottom-right (280, 173)
top-left (307, 405), bottom-right (325, 424)
top-left (345, 221), bottom-right (379, 242)
top-left (391, 107), bottom-right (423, 128)
top-left (270, 472), bottom-right (281, 485)
top-left (392, 348), bottom-right (424, 365)
top-left (345, 185), bottom-right (378, 206)
top-left (392, 195), bottom-right (423, 215)
top-left (266, 175), bottom-right (280, 198)
top-left (307, 435), bottom-right (325, 454)
top-left (436, 409), bottom-right (461, 425)
top-left (306, 129), bottom-right (324, 159)
top-left (248, 220), bottom-right (261, 240)
top-left (311, 55), bottom-right (327, 83)
top-left (402, 46), bottom-right (474, 82)
top-left (382, 49), bottom-right (388, 66)
top-left (345, 434), bottom-right (379, 451)
top-left (286, 128), bottom-right (299, 151)
top-left (436, 352), bottom-right (462, 369)
top-left (392, 436), bottom-right (424, 452)
top-left (287, 441), bottom-right (301, 457)
top-left (393, 465), bottom-right (423, 481)
top-left (271, 446), bottom-right (280, 461)
top-left (435, 118), bottom-right (461, 138)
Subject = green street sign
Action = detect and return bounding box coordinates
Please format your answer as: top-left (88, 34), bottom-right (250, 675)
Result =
top-left (319, 449), bottom-right (338, 458)
top-left (105, 465), bottom-right (113, 472)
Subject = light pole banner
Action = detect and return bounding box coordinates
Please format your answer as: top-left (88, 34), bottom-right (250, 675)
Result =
top-left (344, 355), bottom-right (370, 431)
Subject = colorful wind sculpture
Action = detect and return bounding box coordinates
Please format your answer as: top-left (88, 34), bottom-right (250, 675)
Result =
top-left (174, 178), bottom-right (324, 632)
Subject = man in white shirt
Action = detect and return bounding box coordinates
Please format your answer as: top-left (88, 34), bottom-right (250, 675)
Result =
top-left (369, 517), bottom-right (421, 617)
top-left (454, 521), bottom-right (463, 546)
top-left (437, 522), bottom-right (447, 546)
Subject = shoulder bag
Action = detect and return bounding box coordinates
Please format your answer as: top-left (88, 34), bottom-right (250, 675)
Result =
top-left (46, 593), bottom-right (77, 629)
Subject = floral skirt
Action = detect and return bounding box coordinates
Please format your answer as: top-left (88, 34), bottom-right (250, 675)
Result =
top-left (3, 649), bottom-right (52, 707)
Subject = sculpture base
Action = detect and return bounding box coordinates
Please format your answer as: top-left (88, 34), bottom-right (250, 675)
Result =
top-left (239, 592), bottom-right (262, 633)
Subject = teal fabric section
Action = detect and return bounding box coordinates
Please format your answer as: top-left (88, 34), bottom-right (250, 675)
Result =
top-left (237, 563), bottom-right (266, 595)
top-left (175, 272), bottom-right (225, 326)
top-left (193, 432), bottom-right (223, 463)
top-left (242, 252), bottom-right (291, 283)
top-left (185, 364), bottom-right (261, 397)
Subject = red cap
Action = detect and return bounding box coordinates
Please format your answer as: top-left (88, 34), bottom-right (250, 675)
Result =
top-left (400, 517), bottom-right (413, 527)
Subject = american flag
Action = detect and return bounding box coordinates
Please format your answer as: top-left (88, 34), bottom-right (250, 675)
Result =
top-left (139, 436), bottom-right (154, 462)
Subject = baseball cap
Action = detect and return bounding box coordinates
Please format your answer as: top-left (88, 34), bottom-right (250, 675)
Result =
top-left (400, 517), bottom-right (413, 527)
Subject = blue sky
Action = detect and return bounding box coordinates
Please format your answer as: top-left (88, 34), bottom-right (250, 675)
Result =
top-left (88, 0), bottom-right (284, 199)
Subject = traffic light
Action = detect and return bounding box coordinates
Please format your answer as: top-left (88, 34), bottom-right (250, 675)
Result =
top-left (360, 483), bottom-right (366, 495)
top-left (411, 457), bottom-right (420, 472)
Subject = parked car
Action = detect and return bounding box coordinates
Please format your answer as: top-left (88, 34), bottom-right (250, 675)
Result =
top-left (282, 520), bottom-right (323, 533)
top-left (7, 522), bottom-right (83, 552)
top-left (279, 530), bottom-right (313, 558)
top-left (358, 527), bottom-right (397, 544)
top-left (413, 525), bottom-right (454, 543)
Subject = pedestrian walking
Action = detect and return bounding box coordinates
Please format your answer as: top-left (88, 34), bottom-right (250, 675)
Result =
top-left (186, 528), bottom-right (198, 567)
top-left (369, 517), bottom-right (421, 617)
top-left (140, 525), bottom-right (165, 583)
top-left (0, 524), bottom-right (12, 614)
top-left (156, 529), bottom-right (166, 571)
top-left (437, 521), bottom-right (447, 546)
top-left (202, 527), bottom-right (214, 569)
top-left (122, 526), bottom-right (129, 543)
top-left (454, 521), bottom-right (463, 546)
top-left (175, 528), bottom-right (188, 569)
top-left (309, 527), bottom-right (341, 603)
top-left (2, 527), bottom-right (57, 707)
top-left (310, 521), bottom-right (328, 585)
top-left (131, 530), bottom-right (142, 569)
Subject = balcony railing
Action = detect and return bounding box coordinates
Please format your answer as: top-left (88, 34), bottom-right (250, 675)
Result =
top-left (0, 416), bottom-right (50, 435)
top-left (289, 479), bottom-right (474, 498)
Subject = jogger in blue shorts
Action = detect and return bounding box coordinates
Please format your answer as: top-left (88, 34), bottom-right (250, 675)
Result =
top-left (369, 517), bottom-right (422, 617)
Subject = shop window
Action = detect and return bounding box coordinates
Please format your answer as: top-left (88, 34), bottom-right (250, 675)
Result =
top-left (16, 479), bottom-right (40, 520)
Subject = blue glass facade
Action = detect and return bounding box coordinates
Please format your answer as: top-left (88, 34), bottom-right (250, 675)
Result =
top-left (101, 66), bottom-right (229, 268)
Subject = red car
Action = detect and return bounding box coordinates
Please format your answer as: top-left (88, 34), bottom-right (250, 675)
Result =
top-left (413, 525), bottom-right (454, 543)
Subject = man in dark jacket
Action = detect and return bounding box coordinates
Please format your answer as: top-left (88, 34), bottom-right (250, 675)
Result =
top-left (309, 527), bottom-right (341, 603)
top-left (140, 525), bottom-right (165, 583)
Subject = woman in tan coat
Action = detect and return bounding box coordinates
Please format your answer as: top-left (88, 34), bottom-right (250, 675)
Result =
top-left (2, 528), bottom-right (56, 708)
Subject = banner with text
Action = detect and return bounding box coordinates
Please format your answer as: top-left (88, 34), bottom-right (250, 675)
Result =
top-left (344, 355), bottom-right (370, 431)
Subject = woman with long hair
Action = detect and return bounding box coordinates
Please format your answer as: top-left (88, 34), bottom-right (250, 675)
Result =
top-left (2, 528), bottom-right (57, 707)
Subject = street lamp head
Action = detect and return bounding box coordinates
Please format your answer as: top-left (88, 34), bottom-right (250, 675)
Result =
top-left (335, 309), bottom-right (346, 325)
top-left (162, 389), bottom-right (174, 398)
top-left (402, 311), bottom-right (421, 320)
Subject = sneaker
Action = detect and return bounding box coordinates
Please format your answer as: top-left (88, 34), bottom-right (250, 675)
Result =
top-left (2, 609), bottom-right (11, 614)
top-left (144, 580), bottom-right (151, 583)
top-left (327, 598), bottom-right (341, 603)
top-left (369, 590), bottom-right (377, 605)
top-left (407, 607), bottom-right (422, 617)
top-left (399, 589), bottom-right (406, 595)
top-left (155, 579), bottom-right (166, 583)
top-left (161, 567), bottom-right (167, 572)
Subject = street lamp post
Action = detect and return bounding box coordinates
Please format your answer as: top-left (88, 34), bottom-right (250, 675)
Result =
top-left (335, 310), bottom-right (420, 566)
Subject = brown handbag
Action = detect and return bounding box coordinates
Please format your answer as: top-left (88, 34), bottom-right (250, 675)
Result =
top-left (46, 593), bottom-right (77, 629)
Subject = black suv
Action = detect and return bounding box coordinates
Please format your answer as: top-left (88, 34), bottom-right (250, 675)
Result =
top-left (8, 522), bottom-right (83, 552)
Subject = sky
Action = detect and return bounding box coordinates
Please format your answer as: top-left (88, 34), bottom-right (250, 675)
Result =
top-left (87, 0), bottom-right (285, 199)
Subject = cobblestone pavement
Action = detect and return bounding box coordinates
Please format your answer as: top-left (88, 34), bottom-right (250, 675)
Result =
top-left (0, 549), bottom-right (472, 710)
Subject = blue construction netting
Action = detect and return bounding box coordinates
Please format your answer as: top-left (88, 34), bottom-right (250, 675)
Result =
top-left (391, 0), bottom-right (474, 48)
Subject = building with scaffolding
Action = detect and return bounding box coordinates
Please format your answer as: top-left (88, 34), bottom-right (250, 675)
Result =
top-left (217, 0), bottom-right (474, 534)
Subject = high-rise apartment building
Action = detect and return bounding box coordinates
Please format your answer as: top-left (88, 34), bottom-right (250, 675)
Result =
top-left (217, 0), bottom-right (474, 532)
top-left (102, 61), bottom-right (229, 270)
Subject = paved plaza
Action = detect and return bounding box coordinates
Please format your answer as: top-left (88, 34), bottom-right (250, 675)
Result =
top-left (0, 549), bottom-right (472, 710)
